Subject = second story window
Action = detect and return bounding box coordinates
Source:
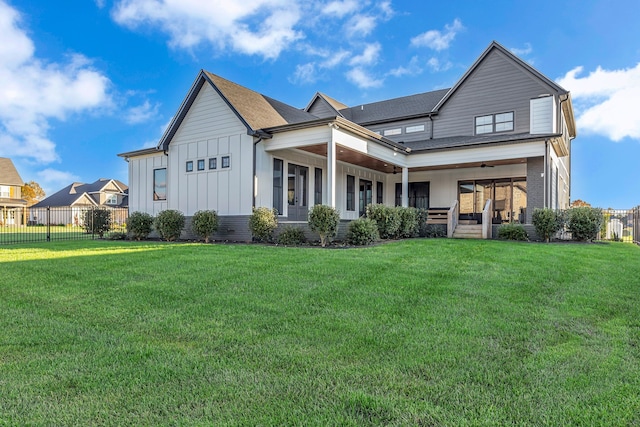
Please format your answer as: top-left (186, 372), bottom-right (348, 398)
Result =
top-left (105, 194), bottom-right (118, 205)
top-left (475, 112), bottom-right (514, 135)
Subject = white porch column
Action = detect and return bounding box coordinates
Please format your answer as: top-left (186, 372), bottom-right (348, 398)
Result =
top-left (327, 125), bottom-right (337, 208)
top-left (401, 167), bottom-right (409, 207)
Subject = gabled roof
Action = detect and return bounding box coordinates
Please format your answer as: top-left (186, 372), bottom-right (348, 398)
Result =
top-left (32, 178), bottom-right (127, 208)
top-left (304, 92), bottom-right (348, 118)
top-left (339, 88), bottom-right (450, 125)
top-left (432, 41), bottom-right (569, 112)
top-left (0, 157), bottom-right (24, 186)
top-left (158, 71), bottom-right (319, 151)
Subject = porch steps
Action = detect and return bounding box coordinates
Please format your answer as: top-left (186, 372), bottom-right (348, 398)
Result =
top-left (452, 224), bottom-right (483, 239)
top-left (426, 208), bottom-right (449, 225)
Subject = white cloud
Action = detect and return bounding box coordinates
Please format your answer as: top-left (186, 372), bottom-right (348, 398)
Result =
top-left (0, 1), bottom-right (112, 164)
top-left (125, 100), bottom-right (160, 124)
top-left (346, 14), bottom-right (377, 38)
top-left (377, 1), bottom-right (394, 20)
top-left (388, 56), bottom-right (422, 77)
top-left (36, 168), bottom-right (81, 195)
top-left (322, 0), bottom-right (360, 17)
top-left (426, 56), bottom-right (452, 72)
top-left (321, 49), bottom-right (351, 68)
top-left (112, 0), bottom-right (303, 60)
top-left (510, 42), bottom-right (532, 57)
top-left (346, 67), bottom-right (383, 89)
top-left (411, 18), bottom-right (463, 51)
top-left (557, 64), bottom-right (640, 141)
top-left (94, 0), bottom-right (106, 8)
top-left (290, 62), bottom-right (317, 84)
top-left (349, 43), bottom-right (380, 66)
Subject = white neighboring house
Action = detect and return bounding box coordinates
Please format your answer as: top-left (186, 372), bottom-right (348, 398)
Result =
top-left (31, 179), bottom-right (128, 226)
top-left (119, 41), bottom-right (576, 241)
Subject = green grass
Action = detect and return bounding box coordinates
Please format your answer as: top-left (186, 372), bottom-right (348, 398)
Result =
top-left (1, 239), bottom-right (639, 425)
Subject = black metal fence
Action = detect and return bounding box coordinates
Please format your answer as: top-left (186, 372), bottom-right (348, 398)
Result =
top-left (601, 208), bottom-right (637, 243)
top-left (0, 206), bottom-right (128, 245)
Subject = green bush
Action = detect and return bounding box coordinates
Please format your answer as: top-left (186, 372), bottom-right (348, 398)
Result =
top-left (276, 226), bottom-right (307, 246)
top-left (416, 208), bottom-right (430, 237)
top-left (424, 224), bottom-right (447, 238)
top-left (154, 210), bottom-right (185, 241)
top-left (567, 207), bottom-right (604, 242)
top-left (127, 211), bottom-right (154, 241)
top-left (365, 204), bottom-right (401, 239)
top-left (346, 218), bottom-right (379, 246)
top-left (532, 208), bottom-right (563, 242)
top-left (308, 204), bottom-right (340, 247)
top-left (190, 210), bottom-right (219, 243)
top-left (107, 231), bottom-right (128, 240)
top-left (82, 208), bottom-right (112, 238)
top-left (497, 223), bottom-right (529, 241)
top-left (249, 207), bottom-right (278, 242)
top-left (396, 206), bottom-right (418, 238)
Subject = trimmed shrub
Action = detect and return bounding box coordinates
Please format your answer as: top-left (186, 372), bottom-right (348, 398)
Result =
top-left (276, 226), bottom-right (307, 246)
top-left (107, 231), bottom-right (128, 240)
top-left (497, 223), bottom-right (529, 241)
top-left (154, 209), bottom-right (185, 241)
top-left (249, 207), bottom-right (278, 242)
top-left (191, 210), bottom-right (219, 243)
top-left (82, 208), bottom-right (112, 238)
top-left (308, 204), bottom-right (340, 247)
top-left (416, 208), bottom-right (430, 237)
top-left (424, 224), bottom-right (447, 238)
top-left (567, 207), bottom-right (604, 242)
top-left (127, 211), bottom-right (154, 241)
top-left (396, 206), bottom-right (418, 238)
top-left (346, 218), bottom-right (379, 246)
top-left (365, 204), bottom-right (401, 239)
top-left (532, 208), bottom-right (563, 242)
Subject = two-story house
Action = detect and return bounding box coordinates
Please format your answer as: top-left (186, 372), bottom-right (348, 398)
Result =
top-left (0, 157), bottom-right (27, 226)
top-left (32, 178), bottom-right (128, 226)
top-left (119, 41), bottom-right (576, 240)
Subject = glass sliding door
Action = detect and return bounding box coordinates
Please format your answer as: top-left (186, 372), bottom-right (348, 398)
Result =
top-left (458, 178), bottom-right (527, 224)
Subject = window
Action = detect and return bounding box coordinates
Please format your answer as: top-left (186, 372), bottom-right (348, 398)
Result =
top-left (105, 194), bottom-right (118, 205)
top-left (359, 180), bottom-right (372, 217)
top-left (273, 159), bottom-right (283, 214)
top-left (221, 156), bottom-right (230, 168)
top-left (314, 168), bottom-right (322, 205)
top-left (346, 175), bottom-right (355, 211)
top-left (0, 185), bottom-right (9, 198)
top-left (186, 161), bottom-right (193, 172)
top-left (383, 128), bottom-right (402, 136)
top-left (475, 112), bottom-right (514, 134)
top-left (209, 158), bottom-right (217, 170)
top-left (406, 124), bottom-right (425, 133)
top-left (153, 168), bottom-right (167, 201)
top-left (376, 181), bottom-right (383, 204)
top-left (197, 159), bottom-right (205, 171)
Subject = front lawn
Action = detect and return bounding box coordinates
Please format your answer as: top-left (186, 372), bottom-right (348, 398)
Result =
top-left (1, 239), bottom-right (639, 425)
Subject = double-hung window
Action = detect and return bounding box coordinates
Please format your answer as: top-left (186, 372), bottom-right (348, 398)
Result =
top-left (475, 112), bottom-right (514, 134)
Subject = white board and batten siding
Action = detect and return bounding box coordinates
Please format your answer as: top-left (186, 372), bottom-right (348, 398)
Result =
top-left (166, 83), bottom-right (254, 216)
top-left (128, 153), bottom-right (168, 215)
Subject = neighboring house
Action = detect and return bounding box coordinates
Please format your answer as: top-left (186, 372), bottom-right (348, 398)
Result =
top-left (0, 157), bottom-right (27, 225)
top-left (31, 178), bottom-right (128, 226)
top-left (119, 41), bottom-right (576, 240)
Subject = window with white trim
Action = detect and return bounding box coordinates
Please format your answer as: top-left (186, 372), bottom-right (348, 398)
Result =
top-left (221, 156), bottom-right (230, 168)
top-left (405, 124), bottom-right (425, 133)
top-left (197, 159), bottom-right (205, 171)
top-left (475, 112), bottom-right (514, 134)
top-left (105, 194), bottom-right (118, 205)
top-left (383, 128), bottom-right (402, 136)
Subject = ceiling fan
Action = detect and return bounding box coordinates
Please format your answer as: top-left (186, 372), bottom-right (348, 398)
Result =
top-left (480, 163), bottom-right (494, 168)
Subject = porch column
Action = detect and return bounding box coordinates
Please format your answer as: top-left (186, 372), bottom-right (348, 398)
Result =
top-left (327, 125), bottom-right (337, 208)
top-left (401, 167), bottom-right (409, 207)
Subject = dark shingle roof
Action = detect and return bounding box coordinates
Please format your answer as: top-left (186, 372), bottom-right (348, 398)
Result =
top-left (340, 88), bottom-right (450, 125)
top-left (32, 179), bottom-right (128, 208)
top-left (0, 157), bottom-right (24, 186)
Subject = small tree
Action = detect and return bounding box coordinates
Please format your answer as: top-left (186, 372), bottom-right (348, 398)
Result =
top-left (190, 210), bottom-right (219, 243)
top-left (154, 210), bottom-right (185, 241)
top-left (532, 208), bottom-right (563, 242)
top-left (567, 207), bottom-right (604, 242)
top-left (308, 204), bottom-right (340, 247)
top-left (21, 181), bottom-right (46, 207)
top-left (365, 204), bottom-right (401, 239)
top-left (396, 206), bottom-right (418, 238)
top-left (127, 211), bottom-right (154, 240)
top-left (249, 207), bottom-right (278, 242)
top-left (83, 208), bottom-right (112, 238)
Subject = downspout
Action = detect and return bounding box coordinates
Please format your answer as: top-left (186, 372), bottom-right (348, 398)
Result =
top-left (559, 94), bottom-right (576, 205)
top-left (428, 115), bottom-right (434, 140)
top-left (544, 140), bottom-right (548, 209)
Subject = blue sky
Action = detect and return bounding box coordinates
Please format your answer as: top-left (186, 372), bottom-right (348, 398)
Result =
top-left (1, 0), bottom-right (639, 208)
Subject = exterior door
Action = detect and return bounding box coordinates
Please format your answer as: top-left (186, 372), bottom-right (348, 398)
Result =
top-left (359, 180), bottom-right (372, 217)
top-left (287, 164), bottom-right (308, 220)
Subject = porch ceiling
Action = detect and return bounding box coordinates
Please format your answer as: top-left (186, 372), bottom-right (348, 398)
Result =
top-left (298, 144), bottom-right (398, 173)
top-left (409, 157), bottom-right (527, 172)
